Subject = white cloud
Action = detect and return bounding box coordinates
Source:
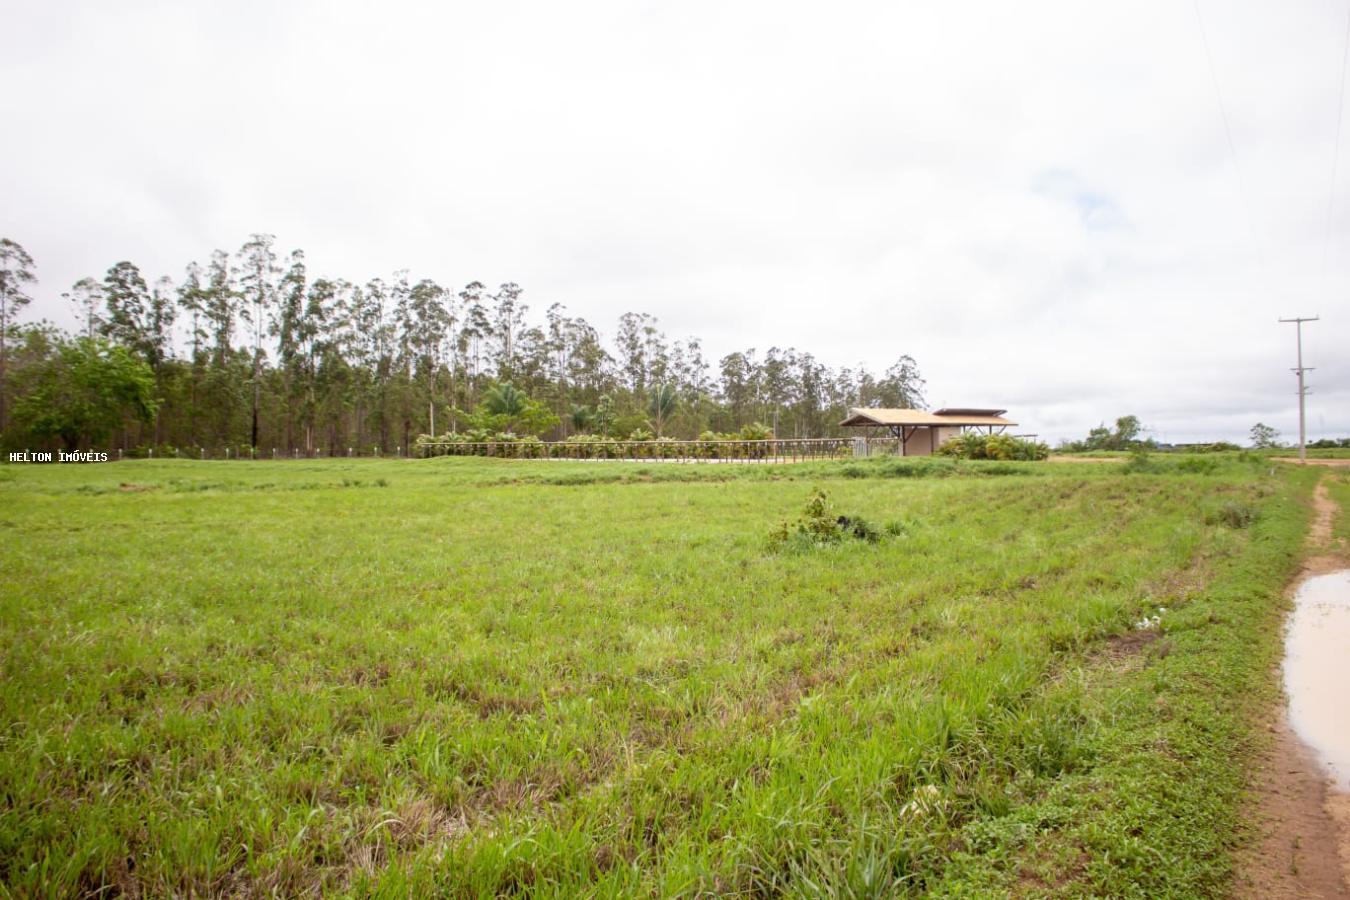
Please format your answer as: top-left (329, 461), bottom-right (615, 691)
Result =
top-left (1, 0), bottom-right (1347, 443)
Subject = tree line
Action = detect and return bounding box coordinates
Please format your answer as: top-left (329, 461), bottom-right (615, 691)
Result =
top-left (0, 235), bottom-right (927, 453)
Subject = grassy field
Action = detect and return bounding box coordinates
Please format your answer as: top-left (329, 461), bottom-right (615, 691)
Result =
top-left (1329, 470), bottom-right (1350, 543)
top-left (0, 454), bottom-right (1320, 896)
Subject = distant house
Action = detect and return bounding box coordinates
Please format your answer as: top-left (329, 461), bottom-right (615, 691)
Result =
top-left (839, 407), bottom-right (1017, 457)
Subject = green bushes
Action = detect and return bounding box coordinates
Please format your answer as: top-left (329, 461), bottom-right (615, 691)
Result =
top-left (1178, 441), bottom-right (1241, 453)
top-left (414, 423), bottom-right (803, 461)
top-left (1206, 499), bottom-right (1259, 529)
top-left (767, 489), bottom-right (901, 552)
top-left (936, 433), bottom-right (1049, 461)
top-left (1122, 449), bottom-right (1161, 474)
top-left (1176, 456), bottom-right (1220, 474)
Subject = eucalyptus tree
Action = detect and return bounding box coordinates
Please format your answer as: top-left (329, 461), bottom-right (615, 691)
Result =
top-left (760, 347), bottom-right (792, 436)
top-left (275, 250), bottom-right (308, 448)
top-left (359, 277), bottom-right (397, 448)
top-left (0, 238), bottom-right (36, 431)
top-left (514, 326), bottom-right (552, 403)
top-left (99, 259), bottom-right (177, 428)
top-left (147, 276), bottom-right (177, 369)
top-left (641, 316), bottom-right (670, 390)
top-left (176, 263), bottom-right (208, 442)
top-left (457, 282), bottom-right (491, 403)
top-left (407, 278), bottom-right (449, 434)
top-left (197, 250), bottom-right (242, 444)
top-left (237, 234), bottom-right (280, 448)
top-left (387, 270), bottom-right (417, 448)
top-left (299, 277), bottom-right (338, 451)
top-left (100, 261), bottom-right (151, 359)
top-left (64, 277), bottom-right (104, 341)
top-left (545, 303), bottom-right (572, 412)
top-left (717, 350), bottom-right (759, 429)
top-left (491, 282), bottom-right (526, 380)
top-left (562, 315), bottom-right (610, 400)
top-left (615, 312), bottom-right (646, 395)
top-left (790, 351), bottom-right (828, 437)
top-left (876, 356), bottom-right (927, 409)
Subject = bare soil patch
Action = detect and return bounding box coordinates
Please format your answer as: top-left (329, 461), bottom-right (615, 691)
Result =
top-left (1235, 478), bottom-right (1350, 898)
top-left (1272, 458), bottom-right (1350, 468)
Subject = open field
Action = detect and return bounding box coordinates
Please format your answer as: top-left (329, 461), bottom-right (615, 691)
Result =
top-left (0, 455), bottom-right (1322, 896)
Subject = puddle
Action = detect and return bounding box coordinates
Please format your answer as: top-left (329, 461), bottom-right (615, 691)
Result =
top-left (1284, 569), bottom-right (1350, 790)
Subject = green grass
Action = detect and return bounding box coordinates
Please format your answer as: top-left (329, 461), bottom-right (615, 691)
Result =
top-left (0, 455), bottom-right (1318, 896)
top-left (1257, 446), bottom-right (1350, 459)
top-left (1329, 471), bottom-right (1350, 543)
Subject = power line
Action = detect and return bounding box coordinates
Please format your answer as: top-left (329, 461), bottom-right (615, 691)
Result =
top-left (1323, 2), bottom-right (1350, 278)
top-left (1192, 0), bottom-right (1260, 257)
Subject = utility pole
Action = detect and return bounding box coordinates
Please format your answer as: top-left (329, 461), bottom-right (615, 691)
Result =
top-left (1278, 316), bottom-right (1318, 464)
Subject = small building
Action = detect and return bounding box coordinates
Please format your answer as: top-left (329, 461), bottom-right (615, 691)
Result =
top-left (839, 407), bottom-right (1017, 457)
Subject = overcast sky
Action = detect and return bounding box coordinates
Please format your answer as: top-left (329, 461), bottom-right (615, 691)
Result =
top-left (2, 0), bottom-right (1347, 444)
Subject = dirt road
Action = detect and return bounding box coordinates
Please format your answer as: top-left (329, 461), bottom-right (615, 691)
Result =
top-left (1234, 479), bottom-right (1350, 898)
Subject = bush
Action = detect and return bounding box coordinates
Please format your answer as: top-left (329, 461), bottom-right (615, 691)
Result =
top-left (1178, 442), bottom-right (1240, 454)
top-left (937, 433), bottom-right (1049, 461)
top-left (1207, 500), bottom-right (1259, 529)
top-left (768, 489), bottom-right (893, 552)
top-left (1122, 449), bottom-right (1160, 474)
top-left (836, 514), bottom-right (882, 543)
top-left (739, 422), bottom-right (772, 441)
top-left (1176, 456), bottom-right (1219, 474)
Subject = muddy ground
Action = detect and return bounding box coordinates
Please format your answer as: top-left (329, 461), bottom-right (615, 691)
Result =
top-left (1234, 478), bottom-right (1350, 898)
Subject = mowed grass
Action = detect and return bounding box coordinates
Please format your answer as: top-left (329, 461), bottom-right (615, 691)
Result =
top-left (0, 455), bottom-right (1318, 896)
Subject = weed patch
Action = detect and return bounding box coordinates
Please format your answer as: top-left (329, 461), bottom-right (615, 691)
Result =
top-left (767, 488), bottom-right (890, 551)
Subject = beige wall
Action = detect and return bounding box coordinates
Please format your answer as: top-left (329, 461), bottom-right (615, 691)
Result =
top-left (903, 430), bottom-right (932, 456)
top-left (936, 426), bottom-right (964, 447)
top-left (901, 426), bottom-right (965, 456)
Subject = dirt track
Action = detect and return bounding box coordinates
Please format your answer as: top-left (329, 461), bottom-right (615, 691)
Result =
top-left (1234, 479), bottom-right (1350, 898)
top-left (1271, 458), bottom-right (1350, 467)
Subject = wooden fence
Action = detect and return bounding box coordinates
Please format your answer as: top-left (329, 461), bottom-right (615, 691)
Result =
top-left (12, 438), bottom-right (906, 463)
top-left (415, 437), bottom-right (903, 462)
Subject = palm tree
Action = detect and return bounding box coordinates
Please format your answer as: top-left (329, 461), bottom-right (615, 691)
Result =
top-left (647, 383), bottom-right (677, 436)
top-left (570, 404), bottom-right (593, 434)
top-left (482, 382), bottom-right (526, 418)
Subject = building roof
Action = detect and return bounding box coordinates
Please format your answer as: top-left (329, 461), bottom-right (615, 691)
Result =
top-left (839, 407), bottom-right (1017, 428)
top-left (932, 407), bottom-right (1007, 417)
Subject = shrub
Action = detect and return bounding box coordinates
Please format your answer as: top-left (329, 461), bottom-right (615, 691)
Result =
top-left (1207, 500), bottom-right (1258, 529)
top-left (936, 433), bottom-right (1049, 461)
top-left (1176, 456), bottom-right (1219, 475)
top-left (1122, 449), bottom-right (1160, 474)
top-left (836, 514), bottom-right (882, 543)
top-left (768, 489), bottom-right (892, 552)
top-left (1178, 442), bottom-right (1240, 454)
